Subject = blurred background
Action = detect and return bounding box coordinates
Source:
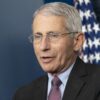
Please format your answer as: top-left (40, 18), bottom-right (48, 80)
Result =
top-left (0, 0), bottom-right (100, 100)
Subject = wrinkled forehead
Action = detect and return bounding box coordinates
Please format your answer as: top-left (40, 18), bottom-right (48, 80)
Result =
top-left (32, 14), bottom-right (67, 34)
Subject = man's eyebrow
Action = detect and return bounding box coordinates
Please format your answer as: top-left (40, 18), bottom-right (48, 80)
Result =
top-left (47, 31), bottom-right (59, 34)
top-left (47, 31), bottom-right (54, 34)
top-left (34, 31), bottom-right (59, 35)
top-left (34, 32), bottom-right (42, 35)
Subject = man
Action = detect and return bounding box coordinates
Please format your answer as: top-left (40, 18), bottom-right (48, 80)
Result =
top-left (13, 2), bottom-right (100, 100)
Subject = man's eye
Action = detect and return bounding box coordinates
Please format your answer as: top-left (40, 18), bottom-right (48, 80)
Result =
top-left (49, 33), bottom-right (59, 38)
top-left (34, 35), bottom-right (41, 39)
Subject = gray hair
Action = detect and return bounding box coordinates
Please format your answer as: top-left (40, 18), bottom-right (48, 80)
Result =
top-left (33, 2), bottom-right (82, 34)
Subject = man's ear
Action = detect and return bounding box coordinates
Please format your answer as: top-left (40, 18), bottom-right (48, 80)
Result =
top-left (73, 32), bottom-right (85, 52)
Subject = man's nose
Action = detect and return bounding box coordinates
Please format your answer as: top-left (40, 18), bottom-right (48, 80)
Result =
top-left (40, 36), bottom-right (50, 51)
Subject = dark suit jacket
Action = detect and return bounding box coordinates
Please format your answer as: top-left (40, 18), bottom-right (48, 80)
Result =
top-left (13, 57), bottom-right (100, 100)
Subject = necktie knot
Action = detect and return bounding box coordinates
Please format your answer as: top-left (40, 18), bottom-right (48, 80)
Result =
top-left (52, 76), bottom-right (62, 87)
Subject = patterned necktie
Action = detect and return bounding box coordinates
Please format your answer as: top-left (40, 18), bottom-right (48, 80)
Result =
top-left (48, 76), bottom-right (62, 100)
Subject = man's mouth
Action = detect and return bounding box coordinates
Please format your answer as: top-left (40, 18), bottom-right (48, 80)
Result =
top-left (40, 56), bottom-right (54, 63)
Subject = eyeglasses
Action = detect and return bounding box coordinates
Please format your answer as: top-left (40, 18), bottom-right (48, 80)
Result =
top-left (28, 31), bottom-right (78, 44)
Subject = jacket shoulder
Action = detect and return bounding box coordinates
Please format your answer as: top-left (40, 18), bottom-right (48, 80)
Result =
top-left (84, 62), bottom-right (100, 75)
top-left (76, 57), bottom-right (100, 75)
top-left (13, 75), bottom-right (47, 100)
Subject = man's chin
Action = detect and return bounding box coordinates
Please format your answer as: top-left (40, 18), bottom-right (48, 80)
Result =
top-left (41, 67), bottom-right (54, 73)
top-left (42, 68), bottom-right (59, 75)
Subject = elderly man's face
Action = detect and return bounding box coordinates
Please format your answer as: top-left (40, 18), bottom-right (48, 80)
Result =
top-left (32, 14), bottom-right (79, 74)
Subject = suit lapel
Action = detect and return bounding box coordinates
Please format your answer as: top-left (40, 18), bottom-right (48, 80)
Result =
top-left (63, 57), bottom-right (88, 100)
top-left (34, 75), bottom-right (48, 100)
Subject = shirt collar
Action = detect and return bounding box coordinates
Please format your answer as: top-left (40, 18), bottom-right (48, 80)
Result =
top-left (48, 63), bottom-right (74, 86)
